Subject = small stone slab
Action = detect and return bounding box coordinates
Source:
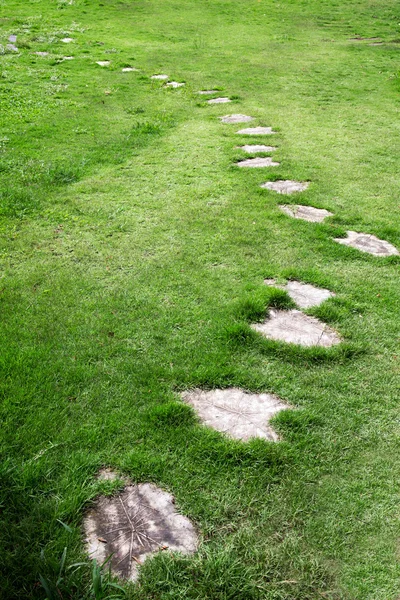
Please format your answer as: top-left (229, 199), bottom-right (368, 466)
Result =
top-left (198, 90), bottom-right (218, 94)
top-left (264, 279), bottom-right (335, 309)
top-left (207, 97), bottom-right (231, 104)
top-left (63, 56), bottom-right (74, 60)
top-left (181, 388), bottom-right (289, 441)
top-left (251, 309), bottom-right (341, 347)
top-left (220, 114), bottom-right (253, 124)
top-left (84, 483), bottom-right (198, 581)
top-left (7, 44), bottom-right (18, 52)
top-left (165, 81), bottom-right (185, 88)
top-left (237, 157), bottom-right (279, 168)
top-left (261, 181), bottom-right (309, 194)
top-left (122, 67), bottom-right (139, 72)
top-left (35, 51), bottom-right (49, 57)
top-left (61, 37), bottom-right (74, 43)
top-left (279, 204), bottom-right (332, 222)
top-left (96, 61), bottom-right (110, 67)
top-left (239, 145), bottom-right (277, 153)
top-left (151, 74), bottom-right (169, 80)
top-left (8, 35), bottom-right (17, 43)
top-left (334, 231), bottom-right (399, 256)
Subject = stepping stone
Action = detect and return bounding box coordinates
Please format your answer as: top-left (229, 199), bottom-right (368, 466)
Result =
top-left (181, 388), bottom-right (289, 442)
top-left (251, 309), bottom-right (341, 347)
top-left (239, 145), bottom-right (277, 153)
top-left (237, 126), bottom-right (275, 135)
top-left (61, 37), bottom-right (74, 43)
top-left (261, 180), bottom-right (309, 194)
top-left (334, 231), bottom-right (399, 256)
top-left (7, 44), bottom-right (18, 52)
top-left (279, 204), bottom-right (332, 222)
top-left (83, 483), bottom-right (198, 581)
top-left (220, 114), bottom-right (253, 124)
top-left (35, 51), bottom-right (48, 57)
top-left (207, 97), bottom-right (231, 104)
top-left (237, 157), bottom-right (279, 168)
top-left (198, 90), bottom-right (218, 94)
top-left (264, 279), bottom-right (335, 309)
top-left (151, 74), bottom-right (168, 80)
top-left (63, 56), bottom-right (74, 60)
top-left (165, 81), bottom-right (185, 88)
top-left (96, 61), bottom-right (110, 66)
top-left (8, 35), bottom-right (17, 43)
top-left (122, 67), bottom-right (139, 72)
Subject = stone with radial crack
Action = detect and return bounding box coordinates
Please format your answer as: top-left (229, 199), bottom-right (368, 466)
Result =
top-left (334, 231), bottom-right (399, 256)
top-left (207, 97), bottom-right (231, 104)
top-left (239, 145), bottom-right (277, 153)
top-left (181, 388), bottom-right (289, 442)
top-left (261, 181), bottom-right (309, 194)
top-left (84, 483), bottom-right (198, 581)
top-left (166, 81), bottom-right (185, 88)
top-left (251, 309), bottom-right (341, 347)
top-left (237, 157), bottom-right (279, 168)
top-left (264, 280), bottom-right (335, 309)
top-left (237, 126), bottom-right (275, 135)
top-left (279, 204), bottom-right (332, 222)
top-left (151, 74), bottom-right (169, 80)
top-left (220, 114), bottom-right (253, 124)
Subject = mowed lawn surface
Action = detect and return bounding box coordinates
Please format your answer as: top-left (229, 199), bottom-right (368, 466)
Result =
top-left (1, 0), bottom-right (400, 598)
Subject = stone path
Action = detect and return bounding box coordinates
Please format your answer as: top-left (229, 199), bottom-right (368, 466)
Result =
top-left (182, 388), bottom-right (289, 441)
top-left (220, 114), bottom-right (253, 124)
top-left (84, 481), bottom-right (198, 581)
top-left (264, 280), bottom-right (335, 309)
top-left (237, 126), bottom-right (275, 135)
top-left (334, 231), bottom-right (399, 256)
top-left (239, 145), bottom-right (277, 153)
top-left (279, 204), bottom-right (332, 222)
top-left (261, 180), bottom-right (309, 194)
top-left (237, 157), bottom-right (279, 168)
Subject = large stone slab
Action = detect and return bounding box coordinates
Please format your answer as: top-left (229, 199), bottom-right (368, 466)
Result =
top-left (251, 309), bottom-right (341, 347)
top-left (165, 81), bottom-right (185, 88)
top-left (207, 97), bottom-right (231, 104)
top-left (261, 181), bottom-right (309, 194)
top-left (237, 157), bottom-right (279, 168)
top-left (220, 114), bottom-right (253, 124)
top-left (334, 231), bottom-right (399, 256)
top-left (237, 127), bottom-right (275, 135)
top-left (264, 280), bottom-right (335, 309)
top-left (181, 388), bottom-right (289, 441)
top-left (239, 145), bottom-right (277, 153)
top-left (84, 483), bottom-right (198, 581)
top-left (279, 204), bottom-right (332, 222)
top-left (151, 74), bottom-right (169, 80)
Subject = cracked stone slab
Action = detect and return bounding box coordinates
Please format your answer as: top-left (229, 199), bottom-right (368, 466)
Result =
top-left (264, 280), bottom-right (335, 309)
top-left (237, 157), bottom-right (279, 168)
top-left (181, 388), bottom-right (289, 441)
top-left (261, 181), bottom-right (310, 194)
top-left (334, 231), bottom-right (399, 256)
top-left (237, 126), bottom-right (275, 135)
top-left (84, 484), bottom-right (198, 581)
top-left (207, 97), bottom-right (231, 104)
top-left (198, 90), bottom-right (218, 94)
top-left (122, 67), bottom-right (139, 72)
top-left (61, 37), bottom-right (74, 43)
top-left (166, 81), bottom-right (185, 88)
top-left (279, 204), bottom-right (332, 222)
top-left (151, 74), bottom-right (169, 80)
top-left (251, 309), bottom-right (341, 347)
top-left (239, 145), bottom-right (277, 153)
top-left (220, 114), bottom-right (253, 124)
top-left (96, 61), bottom-right (110, 67)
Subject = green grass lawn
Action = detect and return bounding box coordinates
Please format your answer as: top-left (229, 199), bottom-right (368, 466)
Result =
top-left (1, 0), bottom-right (400, 598)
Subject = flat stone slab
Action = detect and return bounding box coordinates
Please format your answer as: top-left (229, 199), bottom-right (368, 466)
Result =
top-left (122, 67), bottom-right (139, 72)
top-left (252, 309), bottom-right (341, 347)
top-left (35, 51), bottom-right (49, 57)
top-left (239, 145), bottom-right (277, 153)
top-left (6, 44), bottom-right (18, 52)
top-left (151, 74), bottom-right (169, 80)
top-left (198, 90), bottom-right (218, 94)
top-left (279, 204), bottom-right (332, 222)
top-left (237, 127), bottom-right (275, 135)
top-left (84, 483), bottom-right (198, 581)
top-left (166, 81), bottom-right (185, 88)
top-left (220, 114), bottom-right (253, 124)
top-left (207, 97), bottom-right (231, 104)
top-left (334, 231), bottom-right (399, 256)
top-left (261, 181), bottom-right (310, 194)
top-left (61, 37), bottom-right (74, 43)
top-left (181, 388), bottom-right (289, 441)
top-left (96, 61), bottom-right (110, 66)
top-left (237, 157), bottom-right (279, 168)
top-left (8, 35), bottom-right (17, 43)
top-left (264, 279), bottom-right (335, 309)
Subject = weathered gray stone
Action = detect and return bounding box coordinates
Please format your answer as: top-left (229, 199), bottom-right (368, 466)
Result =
top-left (220, 114), bottom-right (253, 124)
top-left (96, 61), bottom-right (110, 67)
top-left (237, 127), bottom-right (275, 135)
top-left (279, 204), bottom-right (332, 222)
top-left (165, 81), bottom-right (185, 88)
top-left (239, 145), bottom-right (277, 153)
top-left (151, 74), bottom-right (169, 80)
top-left (251, 309), bottom-right (341, 347)
top-left (181, 388), bottom-right (289, 441)
top-left (122, 67), bottom-right (139, 72)
top-left (261, 181), bottom-right (310, 194)
top-left (264, 280), bottom-right (335, 309)
top-left (61, 37), bottom-right (74, 43)
top-left (334, 231), bottom-right (399, 256)
top-left (84, 484), bottom-right (198, 581)
top-left (237, 157), bottom-right (279, 168)
top-left (207, 97), bottom-right (231, 104)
